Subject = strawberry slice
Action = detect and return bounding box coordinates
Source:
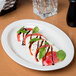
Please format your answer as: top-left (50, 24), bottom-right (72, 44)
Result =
top-left (26, 28), bottom-right (33, 30)
top-left (17, 34), bottom-right (20, 42)
top-left (42, 52), bottom-right (59, 66)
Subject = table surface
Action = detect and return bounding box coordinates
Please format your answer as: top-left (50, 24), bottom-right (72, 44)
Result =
top-left (0, 0), bottom-right (76, 76)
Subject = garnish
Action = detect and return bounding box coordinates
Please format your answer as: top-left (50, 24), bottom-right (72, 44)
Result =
top-left (39, 47), bottom-right (46, 59)
top-left (17, 26), bottom-right (24, 34)
top-left (24, 33), bottom-right (45, 45)
top-left (35, 45), bottom-right (50, 62)
top-left (45, 41), bottom-right (49, 45)
top-left (21, 30), bottom-right (28, 33)
top-left (17, 34), bottom-right (20, 42)
top-left (29, 48), bottom-right (33, 56)
top-left (42, 52), bottom-right (59, 66)
top-left (29, 38), bottom-right (40, 43)
top-left (32, 26), bottom-right (39, 33)
top-left (17, 26), bottom-right (66, 66)
top-left (57, 50), bottom-right (66, 61)
top-left (26, 28), bottom-right (33, 30)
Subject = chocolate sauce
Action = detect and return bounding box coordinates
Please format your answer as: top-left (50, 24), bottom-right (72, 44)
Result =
top-left (26, 30), bottom-right (31, 35)
top-left (22, 29), bottom-right (31, 45)
top-left (36, 36), bottom-right (38, 38)
top-left (19, 32), bottom-right (21, 34)
top-left (30, 35), bottom-right (32, 40)
top-left (40, 40), bottom-right (44, 47)
top-left (22, 28), bottom-right (31, 45)
top-left (29, 42), bottom-right (34, 48)
top-left (39, 36), bottom-right (42, 39)
top-left (51, 46), bottom-right (54, 65)
top-left (37, 41), bottom-right (39, 49)
top-left (47, 46), bottom-right (50, 53)
top-left (22, 33), bottom-right (25, 45)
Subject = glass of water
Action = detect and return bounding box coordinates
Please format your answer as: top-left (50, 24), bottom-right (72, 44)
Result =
top-left (32, 0), bottom-right (58, 19)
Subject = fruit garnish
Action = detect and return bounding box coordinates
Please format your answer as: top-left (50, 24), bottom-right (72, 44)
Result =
top-left (17, 34), bottom-right (20, 42)
top-left (35, 45), bottom-right (50, 62)
top-left (29, 38), bottom-right (41, 43)
top-left (45, 41), bottom-right (49, 45)
top-left (17, 26), bottom-right (24, 34)
top-left (26, 28), bottom-right (33, 30)
top-left (42, 52), bottom-right (59, 66)
top-left (21, 30), bottom-right (28, 33)
top-left (32, 26), bottom-right (39, 33)
top-left (39, 47), bottom-right (46, 59)
top-left (57, 50), bottom-right (66, 61)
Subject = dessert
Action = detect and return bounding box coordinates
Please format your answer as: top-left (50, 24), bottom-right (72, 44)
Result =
top-left (17, 26), bottom-right (66, 66)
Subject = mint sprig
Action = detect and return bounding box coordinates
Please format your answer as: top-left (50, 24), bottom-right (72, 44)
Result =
top-left (39, 47), bottom-right (46, 59)
top-left (29, 38), bottom-right (40, 43)
top-left (17, 26), bottom-right (24, 34)
top-left (57, 50), bottom-right (66, 61)
top-left (45, 41), bottom-right (49, 45)
top-left (32, 26), bottom-right (39, 33)
top-left (21, 30), bottom-right (28, 33)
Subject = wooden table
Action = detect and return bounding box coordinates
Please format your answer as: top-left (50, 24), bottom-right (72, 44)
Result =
top-left (0, 0), bottom-right (76, 76)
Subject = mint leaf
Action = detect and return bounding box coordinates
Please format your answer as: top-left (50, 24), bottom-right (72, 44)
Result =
top-left (57, 50), bottom-right (66, 61)
top-left (45, 41), bottom-right (49, 45)
top-left (29, 38), bottom-right (40, 43)
top-left (32, 26), bottom-right (39, 33)
top-left (17, 26), bottom-right (24, 34)
top-left (21, 30), bottom-right (28, 33)
top-left (39, 47), bottom-right (46, 59)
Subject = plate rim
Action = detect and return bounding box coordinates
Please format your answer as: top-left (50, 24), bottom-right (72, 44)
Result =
top-left (1, 19), bottom-right (74, 71)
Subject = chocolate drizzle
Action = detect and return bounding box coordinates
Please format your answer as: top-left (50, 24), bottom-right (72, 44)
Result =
top-left (30, 34), bottom-right (32, 40)
top-left (26, 30), bottom-right (31, 35)
top-left (37, 41), bottom-right (39, 49)
top-left (39, 36), bottom-right (42, 39)
top-left (47, 46), bottom-right (50, 53)
top-left (22, 33), bottom-right (25, 45)
top-left (36, 36), bottom-right (38, 38)
top-left (29, 42), bottom-right (34, 48)
top-left (51, 46), bottom-right (54, 65)
top-left (40, 40), bottom-right (44, 47)
top-left (22, 28), bottom-right (25, 45)
top-left (22, 29), bottom-right (31, 45)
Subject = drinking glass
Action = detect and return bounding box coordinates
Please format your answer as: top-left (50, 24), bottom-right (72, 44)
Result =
top-left (32, 0), bottom-right (58, 19)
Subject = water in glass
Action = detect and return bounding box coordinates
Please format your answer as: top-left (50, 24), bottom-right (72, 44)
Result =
top-left (33, 0), bottom-right (58, 19)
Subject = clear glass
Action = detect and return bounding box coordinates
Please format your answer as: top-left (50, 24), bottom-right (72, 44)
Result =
top-left (33, 0), bottom-right (58, 19)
